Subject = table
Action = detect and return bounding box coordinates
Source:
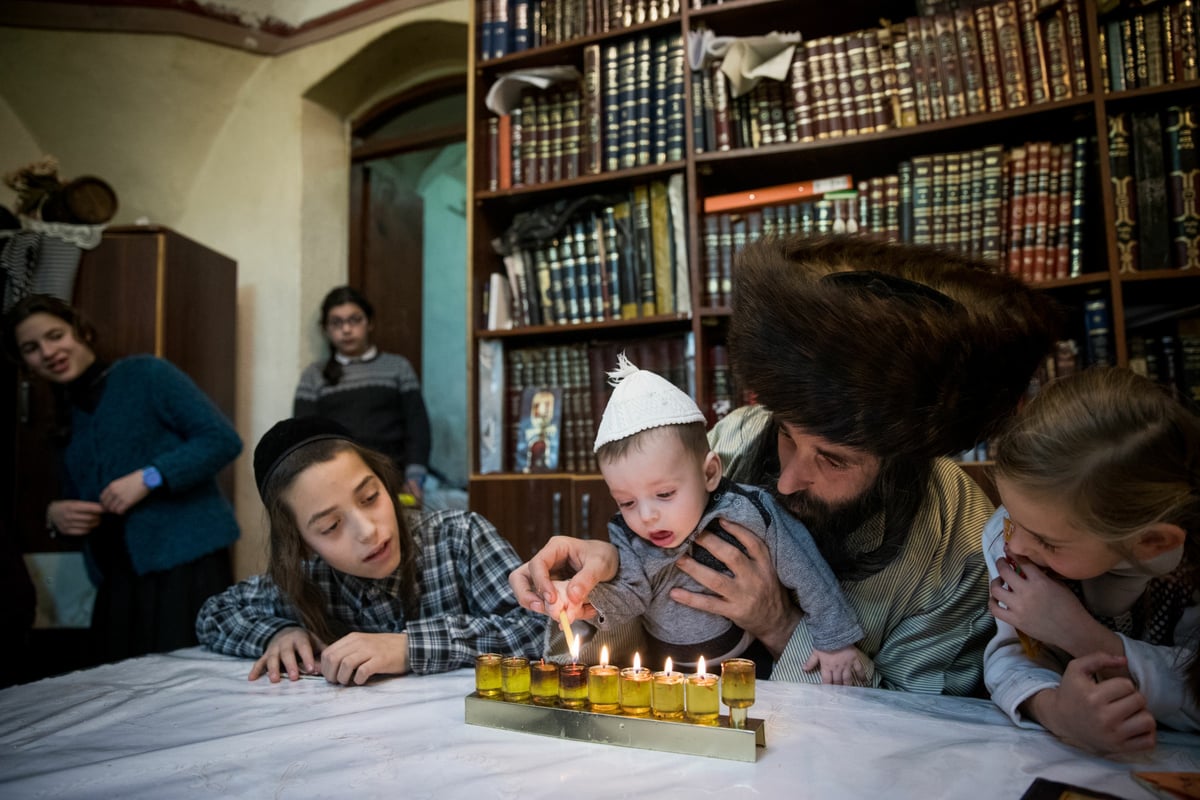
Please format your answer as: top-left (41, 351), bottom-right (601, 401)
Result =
top-left (0, 648), bottom-right (1196, 799)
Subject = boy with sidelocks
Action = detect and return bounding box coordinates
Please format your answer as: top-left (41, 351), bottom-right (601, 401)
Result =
top-left (551, 354), bottom-right (864, 682)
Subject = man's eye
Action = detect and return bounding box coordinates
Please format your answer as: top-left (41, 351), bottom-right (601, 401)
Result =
top-left (820, 454), bottom-right (846, 469)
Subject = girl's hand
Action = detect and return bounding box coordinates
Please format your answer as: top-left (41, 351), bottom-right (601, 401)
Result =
top-left (320, 632), bottom-right (410, 685)
top-left (47, 500), bottom-right (105, 536)
top-left (250, 627), bottom-right (322, 682)
top-left (803, 645), bottom-right (868, 686)
top-left (99, 470), bottom-right (151, 515)
top-left (988, 555), bottom-right (1093, 651)
top-left (1026, 652), bottom-right (1157, 756)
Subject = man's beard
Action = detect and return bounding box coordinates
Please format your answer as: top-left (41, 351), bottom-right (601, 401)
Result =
top-left (772, 477), bottom-right (886, 575)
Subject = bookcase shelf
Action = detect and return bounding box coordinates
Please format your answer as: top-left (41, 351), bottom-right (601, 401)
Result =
top-left (467, 0), bottom-right (1200, 553)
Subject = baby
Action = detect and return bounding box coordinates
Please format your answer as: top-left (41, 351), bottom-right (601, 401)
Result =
top-left (558, 354), bottom-right (864, 683)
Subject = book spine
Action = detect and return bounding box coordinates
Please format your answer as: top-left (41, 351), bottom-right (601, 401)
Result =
top-left (603, 44), bottom-right (621, 171)
top-left (981, 144), bottom-right (1005, 265)
top-left (583, 44), bottom-right (603, 175)
top-left (1145, 10), bottom-right (1166, 87)
top-left (1105, 19), bottom-right (1126, 92)
top-left (891, 32), bottom-right (919, 127)
top-left (918, 15), bottom-right (947, 121)
top-left (807, 37), bottom-right (831, 138)
top-left (1083, 287), bottom-right (1114, 366)
top-left (666, 34), bottom-right (686, 162)
top-left (494, 0), bottom-right (510, 59)
top-left (702, 214), bottom-right (720, 307)
top-left (1121, 18), bottom-right (1138, 90)
top-left (601, 206), bottom-right (622, 318)
top-left (650, 35), bottom-right (670, 164)
top-left (1030, 141), bottom-right (1052, 282)
top-left (573, 220), bottom-right (597, 323)
top-left (635, 34), bottom-right (653, 166)
top-left (632, 184), bottom-right (655, 315)
top-left (862, 29), bottom-right (891, 131)
top-left (520, 93), bottom-right (538, 186)
top-left (846, 32), bottom-right (874, 135)
top-left (1181, 0), bottom-right (1198, 82)
top-left (557, 236), bottom-right (580, 323)
top-left (974, 3), bottom-right (1007, 112)
top-left (487, 116), bottom-right (501, 192)
top-left (1042, 8), bottom-right (1073, 101)
top-left (1068, 135), bottom-right (1088, 277)
top-left (1006, 145), bottom-right (1029, 277)
top-left (1108, 113), bottom-right (1139, 272)
top-left (510, 106), bottom-right (524, 187)
top-left (618, 38), bottom-right (638, 168)
top-left (480, 0), bottom-right (494, 61)
top-left (718, 213), bottom-right (733, 306)
top-left (883, 175), bottom-right (900, 241)
top-left (513, 0), bottom-right (531, 51)
top-left (565, 87), bottom-right (583, 180)
top-left (1166, 104), bottom-right (1200, 269)
top-left (1015, 0), bottom-right (1049, 103)
top-left (911, 155), bottom-right (932, 245)
top-left (1054, 142), bottom-right (1073, 280)
top-left (954, 8), bottom-right (986, 116)
top-left (1132, 13), bottom-right (1150, 89)
top-left (817, 37), bottom-right (844, 138)
top-left (547, 90), bottom-right (564, 183)
top-left (1131, 109), bottom-right (1172, 270)
top-left (934, 13), bottom-right (967, 119)
top-left (712, 58), bottom-right (732, 151)
top-left (898, 160), bottom-right (914, 243)
top-left (1062, 0), bottom-right (1089, 95)
top-left (944, 152), bottom-right (962, 252)
top-left (650, 180), bottom-right (673, 314)
top-left (966, 147), bottom-right (985, 260)
top-left (691, 67), bottom-right (708, 153)
top-left (994, 0), bottom-right (1029, 109)
top-left (1163, 2), bottom-right (1178, 84)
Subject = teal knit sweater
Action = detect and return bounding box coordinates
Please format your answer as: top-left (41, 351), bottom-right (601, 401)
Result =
top-left (63, 355), bottom-right (242, 575)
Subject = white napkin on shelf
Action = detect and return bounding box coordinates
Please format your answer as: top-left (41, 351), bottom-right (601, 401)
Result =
top-left (485, 67), bottom-right (583, 115)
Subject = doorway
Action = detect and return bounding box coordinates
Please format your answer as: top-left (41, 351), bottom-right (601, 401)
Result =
top-left (349, 76), bottom-right (470, 494)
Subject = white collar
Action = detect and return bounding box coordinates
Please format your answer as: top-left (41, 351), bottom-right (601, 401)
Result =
top-left (1082, 545), bottom-right (1185, 617)
top-left (334, 346), bottom-right (378, 366)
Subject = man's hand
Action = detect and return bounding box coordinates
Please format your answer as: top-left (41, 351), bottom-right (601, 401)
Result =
top-left (250, 627), bottom-right (323, 682)
top-left (46, 500), bottom-right (105, 536)
top-left (671, 519), bottom-right (802, 659)
top-left (99, 470), bottom-right (151, 516)
top-left (1024, 652), bottom-right (1156, 756)
top-left (320, 632), bottom-right (410, 685)
top-left (508, 535), bottom-right (619, 618)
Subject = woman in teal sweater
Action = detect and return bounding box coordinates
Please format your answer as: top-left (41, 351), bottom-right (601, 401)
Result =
top-left (4, 294), bottom-right (242, 664)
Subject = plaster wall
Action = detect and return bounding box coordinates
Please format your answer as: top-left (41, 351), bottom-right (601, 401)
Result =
top-left (0, 0), bottom-right (470, 580)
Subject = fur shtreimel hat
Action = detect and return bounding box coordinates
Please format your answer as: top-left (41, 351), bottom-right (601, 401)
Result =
top-left (594, 353), bottom-right (706, 451)
top-left (254, 416), bottom-right (355, 499)
top-left (728, 235), bottom-right (1062, 460)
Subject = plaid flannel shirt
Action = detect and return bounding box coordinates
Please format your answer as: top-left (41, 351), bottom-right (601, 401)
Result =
top-left (196, 508), bottom-right (547, 674)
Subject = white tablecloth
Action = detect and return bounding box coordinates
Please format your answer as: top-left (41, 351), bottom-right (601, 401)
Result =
top-left (0, 648), bottom-right (1197, 799)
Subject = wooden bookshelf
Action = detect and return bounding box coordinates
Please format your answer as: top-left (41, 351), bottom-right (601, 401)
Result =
top-left (466, 0), bottom-right (1200, 554)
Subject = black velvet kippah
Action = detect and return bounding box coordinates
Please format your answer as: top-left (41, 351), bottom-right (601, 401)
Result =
top-left (253, 416), bottom-right (355, 500)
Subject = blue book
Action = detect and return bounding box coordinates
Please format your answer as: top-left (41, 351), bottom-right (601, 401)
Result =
top-left (493, 0), bottom-right (509, 59)
top-left (512, 0), bottom-right (531, 52)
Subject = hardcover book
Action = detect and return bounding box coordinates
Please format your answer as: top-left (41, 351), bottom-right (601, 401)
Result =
top-left (703, 175), bottom-right (854, 214)
top-left (514, 385), bottom-right (563, 473)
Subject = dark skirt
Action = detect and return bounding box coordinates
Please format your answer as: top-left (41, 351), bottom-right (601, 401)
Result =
top-left (87, 520), bottom-right (233, 665)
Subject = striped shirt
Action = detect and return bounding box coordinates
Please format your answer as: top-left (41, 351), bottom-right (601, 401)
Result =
top-left (196, 508), bottom-right (547, 674)
top-left (709, 405), bottom-right (995, 695)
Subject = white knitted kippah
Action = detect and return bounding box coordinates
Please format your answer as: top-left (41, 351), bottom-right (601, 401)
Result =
top-left (593, 352), bottom-right (706, 452)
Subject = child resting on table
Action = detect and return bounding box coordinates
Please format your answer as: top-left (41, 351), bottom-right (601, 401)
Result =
top-left (984, 366), bottom-right (1200, 755)
top-left (548, 354), bottom-right (864, 682)
top-left (196, 416), bottom-right (545, 684)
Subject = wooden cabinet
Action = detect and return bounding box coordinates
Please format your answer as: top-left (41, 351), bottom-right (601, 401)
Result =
top-left (471, 475), bottom-right (611, 560)
top-left (464, 1), bottom-right (1200, 541)
top-left (2, 225), bottom-right (237, 554)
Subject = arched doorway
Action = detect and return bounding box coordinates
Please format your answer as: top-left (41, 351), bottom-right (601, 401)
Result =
top-left (348, 76), bottom-right (470, 493)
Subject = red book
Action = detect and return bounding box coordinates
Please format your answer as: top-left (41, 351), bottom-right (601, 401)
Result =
top-left (702, 175), bottom-right (855, 214)
top-left (498, 114), bottom-right (513, 190)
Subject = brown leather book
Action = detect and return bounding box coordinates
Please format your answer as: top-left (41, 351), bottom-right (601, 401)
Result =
top-left (789, 41), bottom-right (816, 143)
top-left (993, 0), bottom-right (1029, 109)
top-left (974, 3), bottom-right (1007, 111)
top-left (954, 7), bottom-right (987, 116)
top-left (1015, 0), bottom-right (1049, 103)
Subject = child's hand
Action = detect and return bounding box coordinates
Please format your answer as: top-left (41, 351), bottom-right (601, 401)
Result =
top-left (802, 645), bottom-right (867, 686)
top-left (250, 626), bottom-right (323, 682)
top-left (320, 632), bottom-right (410, 685)
top-left (1027, 652), bottom-right (1157, 756)
top-left (989, 555), bottom-right (1092, 651)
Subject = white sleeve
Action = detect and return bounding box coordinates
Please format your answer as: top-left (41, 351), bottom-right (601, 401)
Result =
top-left (1121, 602), bottom-right (1200, 732)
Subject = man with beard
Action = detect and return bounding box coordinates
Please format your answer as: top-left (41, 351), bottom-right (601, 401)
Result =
top-left (510, 235), bottom-right (1061, 695)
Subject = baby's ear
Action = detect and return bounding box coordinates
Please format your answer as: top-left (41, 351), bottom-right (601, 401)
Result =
top-left (703, 450), bottom-right (722, 491)
top-left (1131, 522), bottom-right (1187, 561)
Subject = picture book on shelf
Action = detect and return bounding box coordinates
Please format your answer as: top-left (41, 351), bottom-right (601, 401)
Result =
top-left (513, 385), bottom-right (562, 473)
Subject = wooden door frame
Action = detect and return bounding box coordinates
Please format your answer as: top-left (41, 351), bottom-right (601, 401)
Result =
top-left (348, 75), bottom-right (467, 289)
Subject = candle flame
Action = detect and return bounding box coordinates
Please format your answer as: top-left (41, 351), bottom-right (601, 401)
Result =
top-left (600, 645), bottom-right (609, 667)
top-left (697, 656), bottom-right (706, 675)
top-left (665, 657), bottom-right (673, 673)
top-left (633, 652), bottom-right (641, 671)
top-left (568, 631), bottom-right (581, 663)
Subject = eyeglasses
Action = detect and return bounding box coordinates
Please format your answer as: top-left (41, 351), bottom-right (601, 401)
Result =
top-left (326, 314), bottom-right (366, 330)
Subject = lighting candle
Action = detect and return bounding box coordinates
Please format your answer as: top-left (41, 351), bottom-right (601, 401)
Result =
top-left (685, 656), bottom-right (719, 725)
top-left (651, 656), bottom-right (684, 720)
top-left (530, 659), bottom-right (560, 706)
top-left (720, 657), bottom-right (756, 729)
top-left (588, 645), bottom-right (619, 712)
top-left (501, 656), bottom-right (531, 702)
top-left (618, 652), bottom-right (651, 716)
top-left (474, 653), bottom-right (503, 698)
